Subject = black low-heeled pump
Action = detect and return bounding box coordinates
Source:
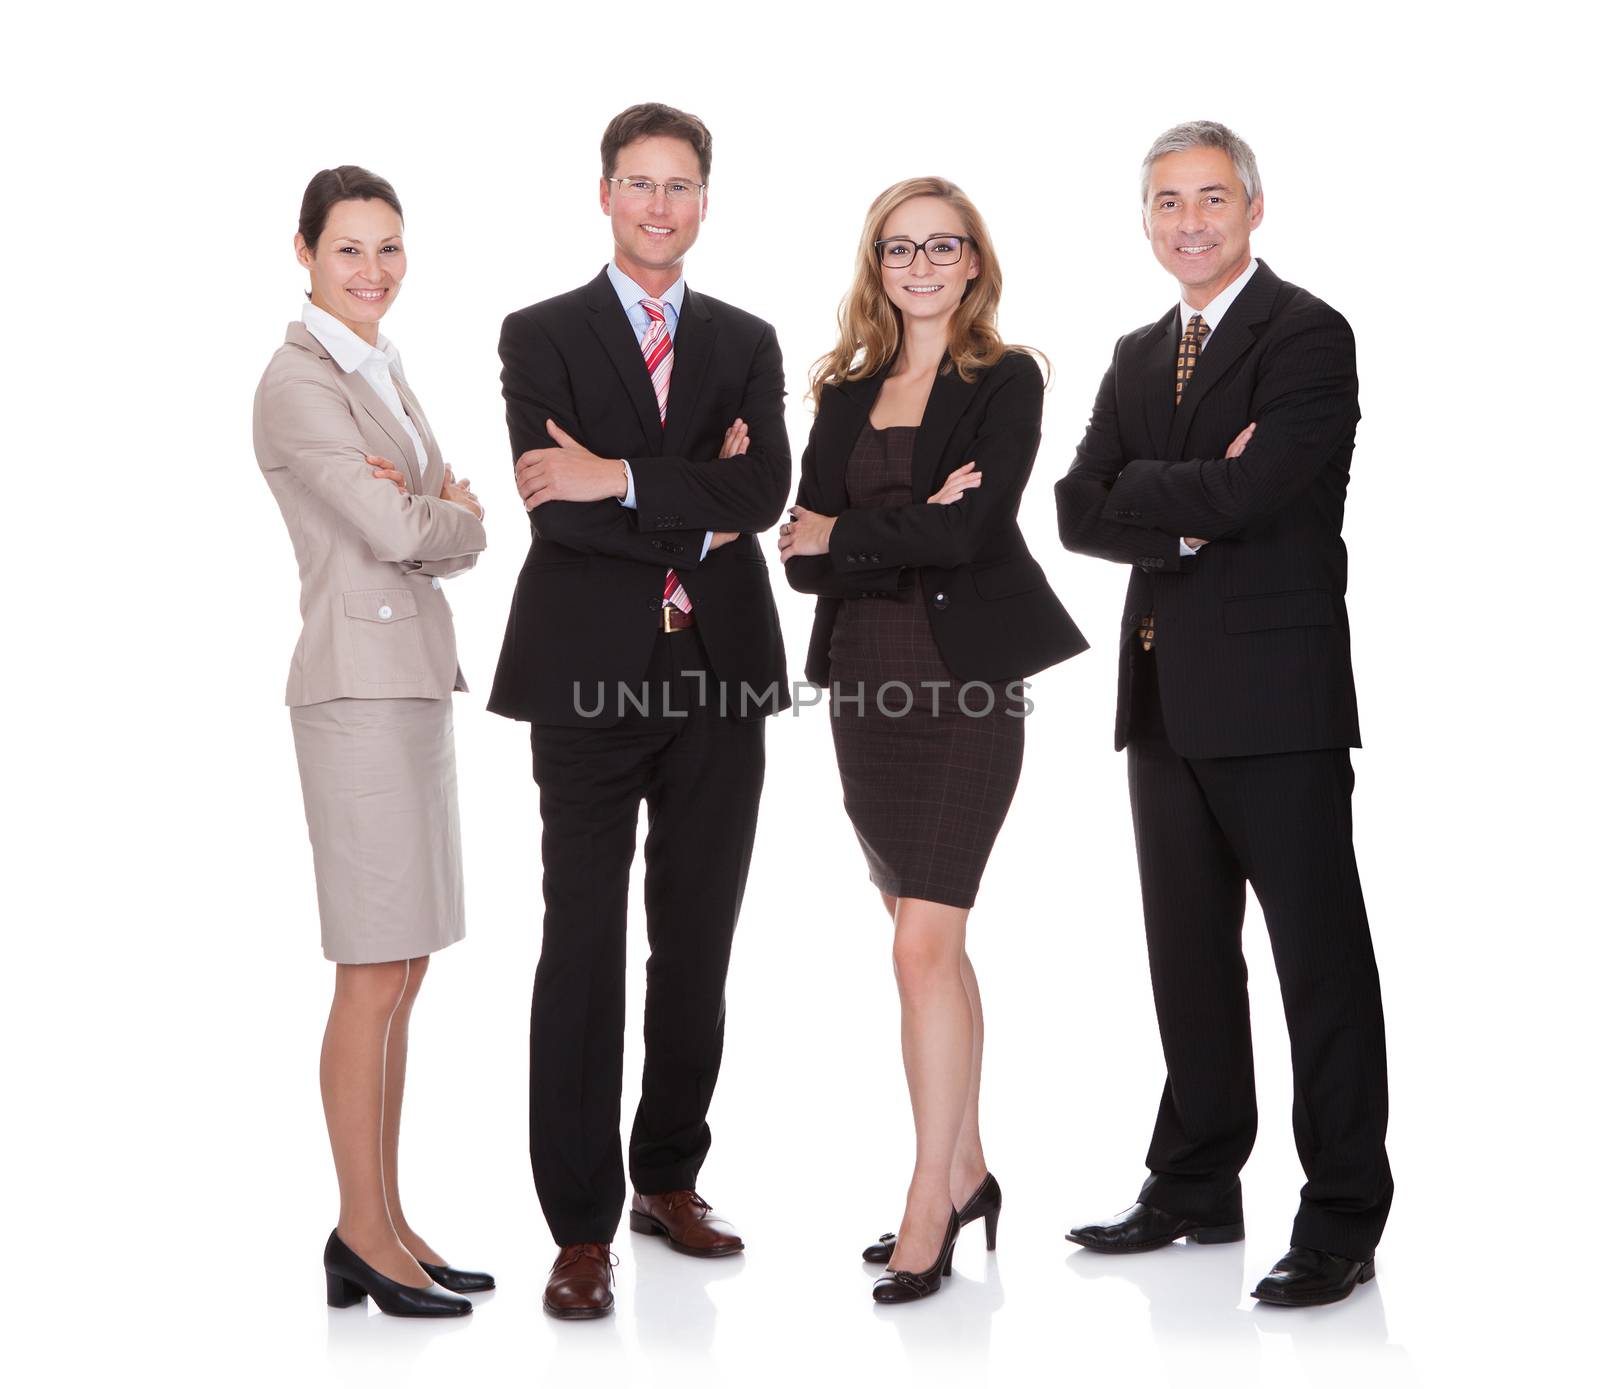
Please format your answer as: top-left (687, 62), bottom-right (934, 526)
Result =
top-left (871, 1209), bottom-right (961, 1304)
top-left (324, 1231), bottom-right (473, 1317)
top-left (418, 1260), bottom-right (495, 1294)
top-left (863, 1173), bottom-right (1001, 1263)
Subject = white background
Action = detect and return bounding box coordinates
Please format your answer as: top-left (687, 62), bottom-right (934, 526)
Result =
top-left (4, 3), bottom-right (1591, 1386)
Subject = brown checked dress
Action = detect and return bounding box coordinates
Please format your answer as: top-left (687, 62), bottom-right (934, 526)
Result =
top-left (827, 424), bottom-right (1025, 909)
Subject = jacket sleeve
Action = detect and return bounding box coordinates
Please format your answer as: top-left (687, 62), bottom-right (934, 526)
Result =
top-left (1104, 309), bottom-right (1359, 539)
top-left (409, 548), bottom-right (479, 579)
top-left (1054, 343), bottom-right (1185, 568)
top-left (628, 322), bottom-right (791, 535)
top-left (782, 399), bottom-right (901, 598)
top-left (260, 369), bottom-right (487, 565)
top-left (500, 312), bottom-right (708, 569)
top-left (824, 354), bottom-right (1046, 574)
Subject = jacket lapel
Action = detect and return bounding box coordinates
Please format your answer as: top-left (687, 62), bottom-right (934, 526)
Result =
top-left (828, 369), bottom-right (887, 507)
top-left (583, 267), bottom-right (666, 447)
top-left (392, 372), bottom-right (443, 496)
top-left (283, 323), bottom-right (422, 488)
top-left (662, 287), bottom-right (717, 458)
top-left (911, 361), bottom-right (977, 503)
top-left (342, 372), bottom-right (424, 489)
top-left (1143, 310), bottom-right (1179, 456)
top-left (1164, 261), bottom-right (1281, 456)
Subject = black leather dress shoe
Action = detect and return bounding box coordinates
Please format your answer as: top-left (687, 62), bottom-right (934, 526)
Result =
top-left (324, 1231), bottom-right (473, 1317)
top-left (1251, 1246), bottom-right (1375, 1306)
top-left (418, 1260), bottom-right (495, 1293)
top-left (1065, 1202), bottom-right (1244, 1253)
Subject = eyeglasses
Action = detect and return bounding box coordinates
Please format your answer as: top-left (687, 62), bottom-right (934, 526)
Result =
top-left (874, 235), bottom-right (970, 268)
top-left (607, 176), bottom-right (706, 203)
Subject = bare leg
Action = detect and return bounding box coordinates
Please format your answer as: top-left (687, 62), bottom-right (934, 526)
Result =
top-left (883, 893), bottom-right (988, 1213)
top-left (380, 955), bottom-right (448, 1268)
top-left (321, 958), bottom-right (430, 1287)
top-left (888, 896), bottom-right (973, 1274)
top-left (949, 952), bottom-right (990, 1209)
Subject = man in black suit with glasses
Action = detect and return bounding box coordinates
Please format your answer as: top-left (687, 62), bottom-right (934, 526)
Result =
top-left (488, 102), bottom-right (789, 1320)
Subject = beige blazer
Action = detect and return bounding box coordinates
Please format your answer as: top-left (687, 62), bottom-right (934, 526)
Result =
top-left (254, 322), bottom-right (487, 706)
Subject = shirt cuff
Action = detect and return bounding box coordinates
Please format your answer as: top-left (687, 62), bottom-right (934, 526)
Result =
top-left (700, 531), bottom-right (713, 560)
top-left (618, 460), bottom-right (637, 510)
top-left (1177, 537), bottom-right (1198, 557)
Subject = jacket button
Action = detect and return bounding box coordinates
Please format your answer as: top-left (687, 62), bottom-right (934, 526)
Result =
top-left (932, 591), bottom-right (949, 610)
top-left (377, 604), bottom-right (394, 621)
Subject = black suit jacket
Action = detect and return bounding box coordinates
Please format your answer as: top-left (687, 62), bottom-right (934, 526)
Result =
top-left (488, 268), bottom-right (791, 725)
top-left (787, 351), bottom-right (1087, 686)
top-left (1055, 261), bottom-right (1361, 758)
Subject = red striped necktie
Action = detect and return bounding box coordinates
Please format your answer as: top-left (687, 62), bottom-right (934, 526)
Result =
top-left (641, 298), bottom-right (691, 617)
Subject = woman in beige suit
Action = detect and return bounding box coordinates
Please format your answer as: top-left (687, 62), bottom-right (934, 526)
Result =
top-left (254, 166), bottom-right (489, 1318)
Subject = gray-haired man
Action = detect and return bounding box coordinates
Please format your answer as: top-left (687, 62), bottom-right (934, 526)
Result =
top-left (1056, 121), bottom-right (1391, 1307)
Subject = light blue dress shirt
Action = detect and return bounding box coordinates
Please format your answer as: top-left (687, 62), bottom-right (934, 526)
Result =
top-left (604, 262), bottom-right (709, 558)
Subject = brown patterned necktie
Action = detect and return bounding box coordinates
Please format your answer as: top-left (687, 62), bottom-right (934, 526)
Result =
top-left (1140, 313), bottom-right (1213, 653)
top-left (1175, 312), bottom-right (1210, 405)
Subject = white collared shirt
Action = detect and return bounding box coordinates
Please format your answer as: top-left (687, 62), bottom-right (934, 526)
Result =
top-left (1178, 257), bottom-right (1259, 345)
top-left (301, 302), bottom-right (428, 476)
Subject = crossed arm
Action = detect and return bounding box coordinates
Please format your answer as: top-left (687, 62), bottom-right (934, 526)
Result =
top-left (499, 315), bottom-right (789, 566)
top-left (1056, 314), bottom-right (1353, 563)
top-left (780, 356), bottom-right (1043, 593)
top-left (262, 369), bottom-right (486, 568)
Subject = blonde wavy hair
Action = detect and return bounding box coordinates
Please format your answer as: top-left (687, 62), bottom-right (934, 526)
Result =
top-left (810, 176), bottom-right (1044, 401)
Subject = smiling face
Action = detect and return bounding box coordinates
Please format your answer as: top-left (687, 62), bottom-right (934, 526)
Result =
top-left (1142, 145), bottom-right (1262, 309)
top-left (295, 198), bottom-right (405, 342)
top-left (877, 196), bottom-right (980, 328)
top-left (601, 135), bottom-right (707, 290)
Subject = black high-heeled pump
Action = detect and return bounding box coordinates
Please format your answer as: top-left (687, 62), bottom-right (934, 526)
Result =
top-left (871, 1208), bottom-right (960, 1304)
top-left (863, 1173), bottom-right (1001, 1263)
top-left (418, 1260), bottom-right (495, 1294)
top-left (323, 1231), bottom-right (473, 1317)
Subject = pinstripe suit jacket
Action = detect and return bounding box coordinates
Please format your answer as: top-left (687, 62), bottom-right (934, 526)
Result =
top-left (1055, 261), bottom-right (1362, 758)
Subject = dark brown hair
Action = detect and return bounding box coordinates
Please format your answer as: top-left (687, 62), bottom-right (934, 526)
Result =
top-left (600, 103), bottom-right (712, 183)
top-left (297, 166), bottom-right (404, 250)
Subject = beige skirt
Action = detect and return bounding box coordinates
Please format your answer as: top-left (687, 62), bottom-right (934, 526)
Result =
top-left (290, 696), bottom-right (465, 964)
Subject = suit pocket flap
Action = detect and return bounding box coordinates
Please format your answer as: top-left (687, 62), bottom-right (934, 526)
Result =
top-left (1223, 589), bottom-right (1335, 633)
top-left (342, 588), bottom-right (419, 623)
top-left (971, 558), bottom-right (1046, 599)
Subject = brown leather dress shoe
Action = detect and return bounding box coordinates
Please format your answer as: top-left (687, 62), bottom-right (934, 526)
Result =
top-left (542, 1242), bottom-right (615, 1319)
top-left (628, 1190), bottom-right (745, 1257)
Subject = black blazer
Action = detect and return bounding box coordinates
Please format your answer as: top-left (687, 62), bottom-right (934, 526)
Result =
top-left (488, 268), bottom-right (791, 725)
top-left (1055, 261), bottom-right (1361, 759)
top-left (787, 350), bottom-right (1086, 686)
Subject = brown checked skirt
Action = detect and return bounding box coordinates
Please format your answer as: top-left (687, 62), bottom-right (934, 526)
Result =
top-left (827, 424), bottom-right (1024, 909)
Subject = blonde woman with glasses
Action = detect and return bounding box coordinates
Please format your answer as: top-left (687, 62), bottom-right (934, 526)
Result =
top-left (779, 177), bottom-right (1086, 1303)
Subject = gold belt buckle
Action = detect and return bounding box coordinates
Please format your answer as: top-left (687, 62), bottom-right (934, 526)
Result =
top-left (662, 604), bottom-right (689, 634)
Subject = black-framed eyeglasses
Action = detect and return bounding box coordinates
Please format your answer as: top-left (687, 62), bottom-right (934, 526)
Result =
top-left (874, 234), bottom-right (970, 268)
top-left (607, 176), bottom-right (706, 203)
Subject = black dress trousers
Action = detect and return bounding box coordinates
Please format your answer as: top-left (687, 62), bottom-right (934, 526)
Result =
top-left (528, 626), bottom-right (765, 1246)
top-left (1126, 647), bottom-right (1392, 1260)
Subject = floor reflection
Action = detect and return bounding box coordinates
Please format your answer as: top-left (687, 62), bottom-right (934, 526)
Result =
top-left (324, 1288), bottom-right (477, 1378)
top-left (630, 1227), bottom-right (746, 1359)
top-left (1066, 1239), bottom-right (1257, 1348)
top-left (873, 1248), bottom-right (1006, 1363)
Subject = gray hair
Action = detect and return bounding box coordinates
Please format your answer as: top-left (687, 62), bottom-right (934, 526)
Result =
top-left (1140, 121), bottom-right (1261, 207)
